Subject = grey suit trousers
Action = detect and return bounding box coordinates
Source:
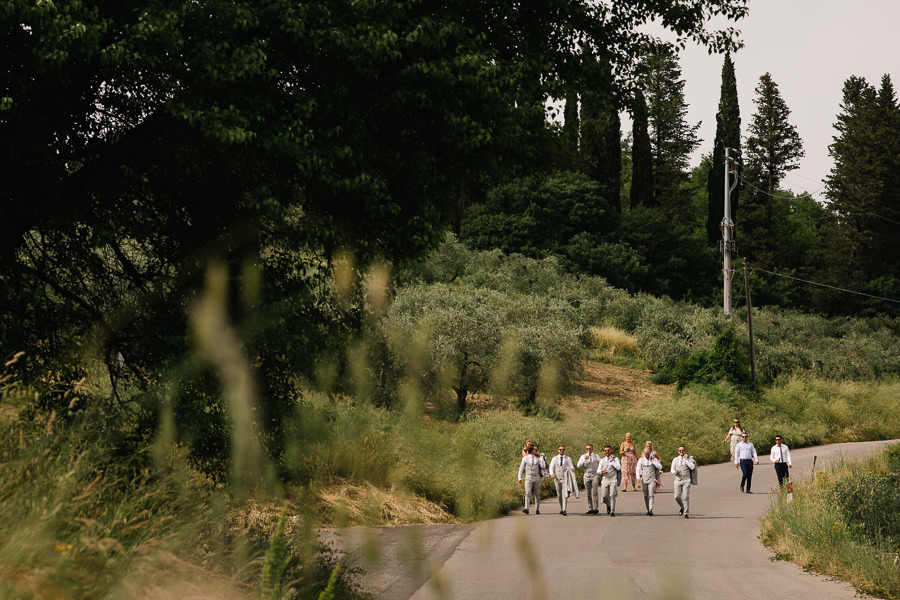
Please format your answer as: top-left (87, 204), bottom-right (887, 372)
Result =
top-left (554, 478), bottom-right (569, 512)
top-left (601, 478), bottom-right (617, 512)
top-left (641, 478), bottom-right (656, 511)
top-left (524, 477), bottom-right (541, 511)
top-left (673, 478), bottom-right (691, 515)
top-left (583, 475), bottom-right (599, 510)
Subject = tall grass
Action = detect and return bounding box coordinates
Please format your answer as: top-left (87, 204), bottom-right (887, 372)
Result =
top-left (0, 394), bottom-right (240, 598)
top-left (760, 447), bottom-right (900, 599)
top-left (5, 242), bottom-right (900, 598)
top-left (278, 376), bottom-right (900, 530)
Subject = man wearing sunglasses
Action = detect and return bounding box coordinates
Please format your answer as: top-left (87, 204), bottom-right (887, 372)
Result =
top-left (577, 444), bottom-right (602, 514)
top-left (599, 445), bottom-right (621, 516)
top-left (670, 445), bottom-right (696, 518)
top-left (733, 433), bottom-right (759, 493)
top-left (549, 445), bottom-right (575, 516)
top-left (769, 435), bottom-right (793, 487)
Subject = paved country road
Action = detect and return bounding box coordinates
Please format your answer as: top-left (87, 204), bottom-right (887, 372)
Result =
top-left (333, 440), bottom-right (896, 600)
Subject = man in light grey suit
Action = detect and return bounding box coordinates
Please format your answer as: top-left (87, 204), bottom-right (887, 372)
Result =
top-left (517, 443), bottom-right (547, 515)
top-left (577, 444), bottom-right (601, 514)
top-left (599, 445), bottom-right (621, 517)
top-left (549, 445), bottom-right (574, 516)
top-left (670, 445), bottom-right (696, 519)
top-left (636, 446), bottom-right (662, 516)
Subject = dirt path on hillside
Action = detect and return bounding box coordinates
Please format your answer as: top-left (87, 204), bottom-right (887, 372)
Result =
top-left (570, 360), bottom-right (672, 405)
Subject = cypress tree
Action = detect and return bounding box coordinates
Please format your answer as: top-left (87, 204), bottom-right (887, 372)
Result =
top-left (563, 87), bottom-right (580, 160)
top-left (874, 75), bottom-right (900, 271)
top-left (581, 58), bottom-right (622, 212)
top-left (706, 53), bottom-right (741, 246)
top-left (630, 89), bottom-right (654, 208)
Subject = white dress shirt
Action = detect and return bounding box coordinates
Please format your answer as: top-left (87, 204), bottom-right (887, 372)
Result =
top-left (599, 455), bottom-right (621, 482)
top-left (550, 454), bottom-right (574, 480)
top-left (733, 440), bottom-right (758, 463)
top-left (769, 443), bottom-right (792, 466)
top-left (669, 454), bottom-right (696, 474)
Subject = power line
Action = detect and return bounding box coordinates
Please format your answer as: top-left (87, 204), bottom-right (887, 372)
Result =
top-left (846, 211), bottom-right (900, 227)
top-left (746, 262), bottom-right (900, 305)
top-left (738, 176), bottom-right (823, 200)
top-left (741, 176), bottom-right (900, 225)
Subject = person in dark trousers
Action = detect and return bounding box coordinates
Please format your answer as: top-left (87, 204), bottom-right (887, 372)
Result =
top-left (769, 435), bottom-right (792, 487)
top-left (733, 432), bottom-right (758, 493)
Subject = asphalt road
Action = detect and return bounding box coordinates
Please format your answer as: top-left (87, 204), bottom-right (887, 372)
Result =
top-left (335, 440), bottom-right (896, 600)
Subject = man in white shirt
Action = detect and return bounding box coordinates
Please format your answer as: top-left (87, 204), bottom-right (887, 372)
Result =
top-left (636, 447), bottom-right (662, 516)
top-left (549, 445), bottom-right (574, 516)
top-left (517, 443), bottom-right (547, 515)
top-left (733, 432), bottom-right (759, 493)
top-left (769, 435), bottom-right (792, 487)
top-left (599, 445), bottom-right (621, 516)
top-left (577, 444), bottom-right (602, 514)
top-left (670, 445), bottom-right (696, 519)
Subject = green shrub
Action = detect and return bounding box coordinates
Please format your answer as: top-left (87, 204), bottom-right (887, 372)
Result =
top-left (827, 472), bottom-right (900, 542)
top-left (672, 325), bottom-right (749, 390)
top-left (375, 280), bottom-right (588, 416)
top-left (883, 443), bottom-right (900, 476)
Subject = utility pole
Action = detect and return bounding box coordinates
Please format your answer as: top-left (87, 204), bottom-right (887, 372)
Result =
top-left (743, 258), bottom-right (758, 395)
top-left (721, 148), bottom-right (738, 315)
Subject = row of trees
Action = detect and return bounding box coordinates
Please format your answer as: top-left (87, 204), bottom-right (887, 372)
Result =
top-left (461, 45), bottom-right (900, 318)
top-left (0, 0), bottom-right (749, 472)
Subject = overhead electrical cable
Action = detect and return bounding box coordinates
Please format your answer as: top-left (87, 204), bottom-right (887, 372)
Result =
top-left (746, 262), bottom-right (900, 305)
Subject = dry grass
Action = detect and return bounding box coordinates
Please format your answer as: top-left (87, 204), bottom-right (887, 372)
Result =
top-left (318, 481), bottom-right (456, 527)
top-left (106, 552), bottom-right (252, 600)
top-left (224, 496), bottom-right (294, 537)
top-left (590, 326), bottom-right (641, 358)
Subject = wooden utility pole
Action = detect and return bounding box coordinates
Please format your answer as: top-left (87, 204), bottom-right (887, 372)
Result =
top-left (743, 258), bottom-right (758, 395)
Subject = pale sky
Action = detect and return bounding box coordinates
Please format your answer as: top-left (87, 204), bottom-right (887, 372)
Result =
top-left (677, 0), bottom-right (900, 197)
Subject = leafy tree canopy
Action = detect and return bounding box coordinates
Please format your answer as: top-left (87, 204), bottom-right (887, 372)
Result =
top-left (0, 0), bottom-right (747, 472)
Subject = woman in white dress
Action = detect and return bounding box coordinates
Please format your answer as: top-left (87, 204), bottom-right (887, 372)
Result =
top-left (723, 418), bottom-right (745, 461)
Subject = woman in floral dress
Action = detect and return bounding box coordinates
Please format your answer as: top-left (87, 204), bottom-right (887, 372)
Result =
top-left (619, 432), bottom-right (638, 491)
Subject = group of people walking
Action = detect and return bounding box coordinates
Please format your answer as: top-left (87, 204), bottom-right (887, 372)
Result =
top-left (724, 418), bottom-right (793, 493)
top-left (518, 419), bottom-right (794, 518)
top-left (517, 435), bottom-right (697, 518)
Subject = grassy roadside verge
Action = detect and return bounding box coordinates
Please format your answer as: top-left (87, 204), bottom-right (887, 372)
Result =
top-left (303, 375), bottom-right (900, 526)
top-left (760, 444), bottom-right (900, 599)
top-left (0, 383), bottom-right (362, 600)
top-left (3, 364), bottom-right (900, 598)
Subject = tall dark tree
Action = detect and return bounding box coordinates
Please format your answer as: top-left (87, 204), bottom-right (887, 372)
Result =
top-left (819, 74), bottom-right (900, 314)
top-left (630, 89), bottom-right (654, 208)
top-left (706, 53), bottom-right (742, 246)
top-left (741, 73), bottom-right (803, 269)
top-left (744, 73), bottom-right (804, 196)
top-left (639, 46), bottom-right (701, 222)
top-left (0, 0), bottom-right (747, 469)
top-left (580, 59), bottom-right (622, 212)
top-left (563, 88), bottom-right (580, 160)
top-left (873, 75), bottom-right (900, 272)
